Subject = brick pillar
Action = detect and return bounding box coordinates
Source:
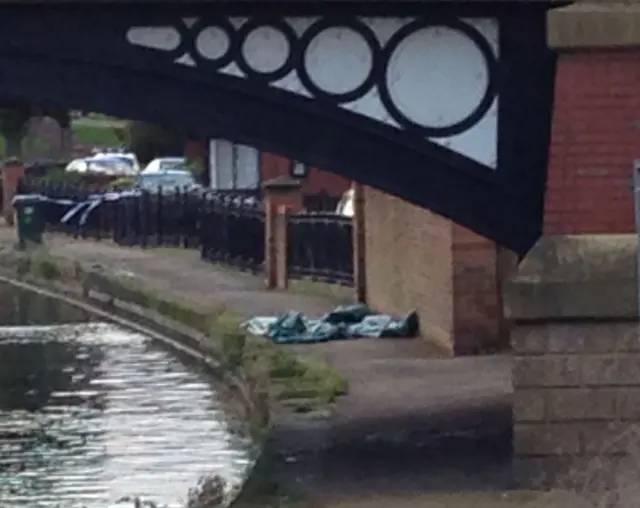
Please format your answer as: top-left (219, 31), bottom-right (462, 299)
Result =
top-left (352, 183), bottom-right (366, 302)
top-left (2, 158), bottom-right (25, 227)
top-left (275, 206), bottom-right (289, 290)
top-left (451, 225), bottom-right (505, 354)
top-left (262, 177), bottom-right (302, 289)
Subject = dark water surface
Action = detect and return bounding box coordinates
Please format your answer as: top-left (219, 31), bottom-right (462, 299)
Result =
top-left (0, 283), bottom-right (254, 507)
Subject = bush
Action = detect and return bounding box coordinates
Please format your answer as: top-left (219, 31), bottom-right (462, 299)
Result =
top-left (110, 176), bottom-right (135, 190)
top-left (71, 117), bottom-right (122, 147)
top-left (38, 168), bottom-right (84, 185)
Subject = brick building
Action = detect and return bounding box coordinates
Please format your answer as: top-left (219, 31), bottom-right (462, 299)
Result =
top-left (185, 139), bottom-right (350, 198)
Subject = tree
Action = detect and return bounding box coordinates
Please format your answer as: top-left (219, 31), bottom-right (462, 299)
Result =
top-left (126, 120), bottom-right (186, 164)
top-left (0, 102), bottom-right (33, 157)
top-left (0, 103), bottom-right (72, 159)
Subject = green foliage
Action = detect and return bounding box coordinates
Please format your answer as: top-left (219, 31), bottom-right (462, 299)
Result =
top-left (15, 257), bottom-right (31, 277)
top-left (185, 156), bottom-right (205, 176)
top-left (0, 103), bottom-right (32, 156)
top-left (34, 258), bottom-right (61, 280)
top-left (110, 176), bottom-right (135, 190)
top-left (0, 104), bottom-right (32, 135)
top-left (71, 118), bottom-right (122, 147)
top-left (38, 168), bottom-right (84, 186)
top-left (22, 135), bottom-right (54, 159)
top-left (221, 332), bottom-right (247, 374)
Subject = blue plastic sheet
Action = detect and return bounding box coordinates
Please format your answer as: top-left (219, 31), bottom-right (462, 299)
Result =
top-left (14, 190), bottom-right (142, 229)
top-left (242, 303), bottom-right (419, 344)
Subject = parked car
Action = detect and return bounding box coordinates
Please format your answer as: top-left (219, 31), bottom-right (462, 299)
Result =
top-left (136, 169), bottom-right (202, 194)
top-left (65, 154), bottom-right (138, 176)
top-left (92, 151), bottom-right (140, 173)
top-left (142, 157), bottom-right (186, 173)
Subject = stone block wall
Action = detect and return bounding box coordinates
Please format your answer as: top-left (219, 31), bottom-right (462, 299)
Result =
top-left (513, 322), bottom-right (640, 487)
top-left (507, 234), bottom-right (640, 488)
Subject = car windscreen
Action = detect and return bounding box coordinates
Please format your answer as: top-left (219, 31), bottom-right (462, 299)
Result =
top-left (159, 160), bottom-right (186, 171)
top-left (86, 157), bottom-right (135, 174)
top-left (138, 172), bottom-right (195, 190)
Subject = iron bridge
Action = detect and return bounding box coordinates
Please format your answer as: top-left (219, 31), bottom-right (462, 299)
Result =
top-left (0, 1), bottom-right (557, 255)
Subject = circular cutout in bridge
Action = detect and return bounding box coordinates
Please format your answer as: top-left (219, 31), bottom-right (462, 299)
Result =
top-left (380, 20), bottom-right (497, 138)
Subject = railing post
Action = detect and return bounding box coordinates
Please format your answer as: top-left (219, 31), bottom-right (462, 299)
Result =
top-left (275, 205), bottom-right (289, 290)
top-left (352, 182), bottom-right (366, 302)
top-left (261, 176), bottom-right (302, 289)
top-left (265, 201), bottom-right (277, 289)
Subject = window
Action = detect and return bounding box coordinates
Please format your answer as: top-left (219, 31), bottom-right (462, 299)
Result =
top-left (290, 160), bottom-right (308, 178)
top-left (208, 139), bottom-right (260, 190)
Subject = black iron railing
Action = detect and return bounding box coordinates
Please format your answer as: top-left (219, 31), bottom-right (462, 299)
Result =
top-left (18, 177), bottom-right (265, 271)
top-left (287, 212), bottom-right (353, 285)
top-left (200, 194), bottom-right (265, 272)
top-left (302, 191), bottom-right (341, 212)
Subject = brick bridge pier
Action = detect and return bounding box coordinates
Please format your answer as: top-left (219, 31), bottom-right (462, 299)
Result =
top-left (508, 2), bottom-right (640, 489)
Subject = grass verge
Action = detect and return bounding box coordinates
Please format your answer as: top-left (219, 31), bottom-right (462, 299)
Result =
top-left (71, 117), bottom-right (124, 147)
top-left (6, 248), bottom-right (347, 436)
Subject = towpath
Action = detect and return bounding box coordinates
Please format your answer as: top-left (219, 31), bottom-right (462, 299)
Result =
top-left (0, 228), bottom-right (564, 508)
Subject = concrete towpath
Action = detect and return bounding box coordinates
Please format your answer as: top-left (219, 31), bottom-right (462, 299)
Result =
top-left (0, 228), bottom-right (564, 507)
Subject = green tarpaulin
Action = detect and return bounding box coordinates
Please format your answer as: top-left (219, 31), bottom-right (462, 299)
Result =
top-left (242, 303), bottom-right (418, 344)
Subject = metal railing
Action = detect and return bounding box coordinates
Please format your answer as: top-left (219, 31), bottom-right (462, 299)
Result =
top-left (287, 212), bottom-right (353, 286)
top-left (200, 194), bottom-right (265, 272)
top-left (302, 190), bottom-right (341, 212)
top-left (18, 177), bottom-right (352, 281)
top-left (19, 177), bottom-right (265, 271)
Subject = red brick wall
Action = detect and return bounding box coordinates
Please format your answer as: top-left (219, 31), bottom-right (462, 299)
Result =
top-left (185, 139), bottom-right (207, 161)
top-left (545, 50), bottom-right (640, 236)
top-left (452, 225), bottom-right (506, 354)
top-left (185, 141), bottom-right (349, 196)
top-left (260, 152), bottom-right (350, 196)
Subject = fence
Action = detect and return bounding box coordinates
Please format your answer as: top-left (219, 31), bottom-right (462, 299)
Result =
top-left (17, 177), bottom-right (354, 285)
top-left (302, 191), bottom-right (341, 212)
top-left (287, 212), bottom-right (354, 286)
top-left (200, 194), bottom-right (264, 272)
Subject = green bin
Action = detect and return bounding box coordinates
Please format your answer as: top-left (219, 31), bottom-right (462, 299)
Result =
top-left (13, 194), bottom-right (46, 249)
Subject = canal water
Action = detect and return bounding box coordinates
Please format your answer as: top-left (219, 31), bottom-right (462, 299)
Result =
top-left (0, 282), bottom-right (254, 508)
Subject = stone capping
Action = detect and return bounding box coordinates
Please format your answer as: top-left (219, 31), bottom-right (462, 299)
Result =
top-left (548, 3), bottom-right (640, 49)
top-left (504, 235), bottom-right (639, 321)
top-left (260, 176), bottom-right (301, 191)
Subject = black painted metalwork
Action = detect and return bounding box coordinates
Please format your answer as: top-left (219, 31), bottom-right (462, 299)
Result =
top-left (0, 2), bottom-right (557, 255)
top-left (200, 193), bottom-right (265, 272)
top-left (287, 212), bottom-right (354, 286)
top-left (378, 18), bottom-right (498, 137)
top-left (21, 177), bottom-right (265, 270)
top-left (302, 191), bottom-right (341, 212)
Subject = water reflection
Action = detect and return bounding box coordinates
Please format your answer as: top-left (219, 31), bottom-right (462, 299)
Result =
top-left (0, 284), bottom-right (253, 507)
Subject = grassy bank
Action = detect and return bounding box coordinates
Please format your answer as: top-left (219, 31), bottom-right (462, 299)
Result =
top-left (5, 249), bottom-right (347, 434)
top-left (0, 118), bottom-right (124, 157)
top-left (71, 117), bottom-right (125, 147)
